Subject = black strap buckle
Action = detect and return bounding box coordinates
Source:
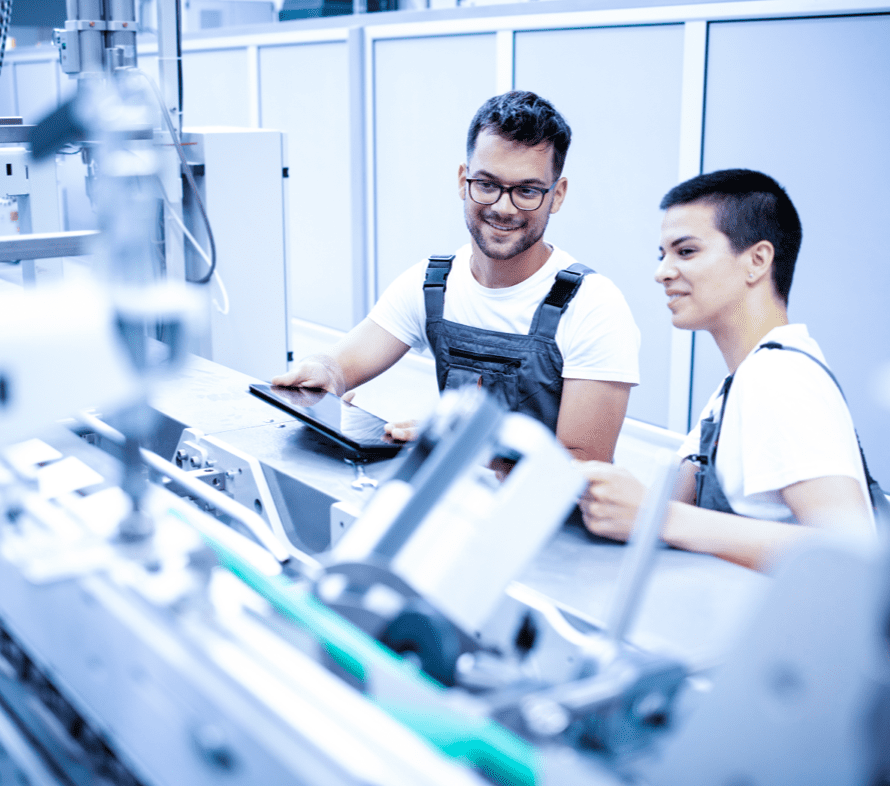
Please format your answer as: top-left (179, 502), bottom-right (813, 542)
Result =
top-left (424, 255), bottom-right (454, 289)
top-left (543, 269), bottom-right (583, 309)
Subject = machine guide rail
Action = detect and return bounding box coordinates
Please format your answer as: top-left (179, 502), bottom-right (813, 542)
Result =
top-left (0, 621), bottom-right (143, 786)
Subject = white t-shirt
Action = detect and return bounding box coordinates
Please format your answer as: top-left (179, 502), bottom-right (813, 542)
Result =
top-left (679, 324), bottom-right (872, 524)
top-left (368, 244), bottom-right (640, 384)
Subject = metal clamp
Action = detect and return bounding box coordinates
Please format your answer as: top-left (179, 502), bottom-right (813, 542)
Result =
top-left (68, 19), bottom-right (108, 31)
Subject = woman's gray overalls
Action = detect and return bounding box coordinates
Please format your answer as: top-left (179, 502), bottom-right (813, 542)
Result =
top-left (423, 255), bottom-right (593, 434)
top-left (688, 341), bottom-right (887, 527)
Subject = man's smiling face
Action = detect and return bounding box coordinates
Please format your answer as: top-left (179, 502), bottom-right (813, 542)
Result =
top-left (459, 129), bottom-right (566, 263)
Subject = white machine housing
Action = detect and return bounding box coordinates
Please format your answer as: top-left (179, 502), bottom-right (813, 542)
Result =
top-left (180, 128), bottom-right (291, 382)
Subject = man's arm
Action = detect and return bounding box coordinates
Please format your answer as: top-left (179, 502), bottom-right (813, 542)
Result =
top-left (555, 379), bottom-right (631, 461)
top-left (578, 462), bottom-right (874, 572)
top-left (272, 318), bottom-right (410, 395)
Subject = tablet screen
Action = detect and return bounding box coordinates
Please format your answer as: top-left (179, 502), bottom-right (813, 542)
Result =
top-left (249, 384), bottom-right (403, 457)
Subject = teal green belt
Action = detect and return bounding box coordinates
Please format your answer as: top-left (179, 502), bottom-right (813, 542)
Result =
top-left (174, 508), bottom-right (541, 786)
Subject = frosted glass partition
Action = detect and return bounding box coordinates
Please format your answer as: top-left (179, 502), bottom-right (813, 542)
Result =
top-left (515, 25), bottom-right (685, 428)
top-left (0, 63), bottom-right (15, 116)
top-left (259, 41), bottom-right (352, 331)
top-left (15, 61), bottom-right (60, 124)
top-left (182, 48), bottom-right (251, 127)
top-left (697, 14), bottom-right (890, 482)
top-left (373, 34), bottom-right (498, 299)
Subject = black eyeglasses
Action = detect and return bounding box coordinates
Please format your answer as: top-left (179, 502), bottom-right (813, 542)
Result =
top-left (465, 178), bottom-right (558, 211)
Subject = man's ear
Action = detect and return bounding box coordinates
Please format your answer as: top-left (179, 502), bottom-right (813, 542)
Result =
top-left (458, 162), bottom-right (467, 200)
top-left (549, 177), bottom-right (568, 214)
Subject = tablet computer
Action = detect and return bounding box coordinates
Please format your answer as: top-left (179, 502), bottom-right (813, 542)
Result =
top-left (248, 383), bottom-right (404, 459)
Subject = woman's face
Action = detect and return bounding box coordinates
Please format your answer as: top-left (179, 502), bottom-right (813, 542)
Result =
top-left (655, 201), bottom-right (749, 336)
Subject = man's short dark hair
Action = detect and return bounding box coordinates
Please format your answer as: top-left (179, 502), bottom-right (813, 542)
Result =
top-left (467, 91), bottom-right (572, 179)
top-left (660, 169), bottom-right (802, 304)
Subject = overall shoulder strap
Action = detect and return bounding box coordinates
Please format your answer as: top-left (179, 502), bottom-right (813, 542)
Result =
top-left (756, 341), bottom-right (888, 517)
top-left (530, 262), bottom-right (595, 338)
top-left (757, 341), bottom-right (843, 398)
top-left (423, 255), bottom-right (454, 322)
top-left (685, 373), bottom-right (734, 465)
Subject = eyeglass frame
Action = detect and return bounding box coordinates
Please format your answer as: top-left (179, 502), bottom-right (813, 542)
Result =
top-left (464, 177), bottom-right (560, 211)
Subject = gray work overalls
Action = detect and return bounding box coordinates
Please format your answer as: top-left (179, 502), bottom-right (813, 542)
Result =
top-left (688, 373), bottom-right (735, 514)
top-left (688, 341), bottom-right (888, 526)
top-left (423, 255), bottom-right (593, 433)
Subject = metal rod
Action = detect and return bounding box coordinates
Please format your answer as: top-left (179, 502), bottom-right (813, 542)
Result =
top-left (74, 411), bottom-right (316, 570)
top-left (0, 230), bottom-right (99, 261)
top-left (604, 450), bottom-right (681, 645)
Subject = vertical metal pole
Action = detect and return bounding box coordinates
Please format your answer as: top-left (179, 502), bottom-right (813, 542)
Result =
top-left (155, 0), bottom-right (182, 136)
top-left (106, 0), bottom-right (138, 69)
top-left (348, 26), bottom-right (369, 325)
top-left (246, 44), bottom-right (259, 129)
top-left (76, 0), bottom-right (106, 74)
top-left (494, 30), bottom-right (513, 94)
top-left (666, 20), bottom-right (708, 434)
top-left (604, 450), bottom-right (681, 645)
top-left (155, 0), bottom-right (185, 284)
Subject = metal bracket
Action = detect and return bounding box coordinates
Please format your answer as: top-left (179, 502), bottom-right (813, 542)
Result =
top-left (68, 19), bottom-right (109, 31)
top-left (171, 428), bottom-right (294, 558)
top-left (186, 467), bottom-right (227, 493)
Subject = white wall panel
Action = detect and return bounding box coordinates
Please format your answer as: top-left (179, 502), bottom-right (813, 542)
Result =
top-left (15, 60), bottom-right (60, 124)
top-left (373, 34), bottom-right (497, 298)
top-left (697, 14), bottom-right (890, 483)
top-left (0, 62), bottom-right (14, 117)
top-left (59, 71), bottom-right (77, 102)
top-left (182, 48), bottom-right (250, 127)
top-left (259, 41), bottom-right (351, 331)
top-left (515, 24), bottom-right (685, 428)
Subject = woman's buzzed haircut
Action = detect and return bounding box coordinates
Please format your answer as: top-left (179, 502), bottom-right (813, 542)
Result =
top-left (467, 91), bottom-right (572, 179)
top-left (660, 169), bottom-right (803, 304)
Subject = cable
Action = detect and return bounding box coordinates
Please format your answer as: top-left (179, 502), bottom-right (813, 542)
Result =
top-left (0, 0), bottom-right (12, 81)
top-left (157, 179), bottom-right (230, 314)
top-left (128, 67), bottom-right (217, 285)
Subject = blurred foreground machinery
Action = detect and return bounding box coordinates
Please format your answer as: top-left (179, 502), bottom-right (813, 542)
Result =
top-left (0, 338), bottom-right (888, 785)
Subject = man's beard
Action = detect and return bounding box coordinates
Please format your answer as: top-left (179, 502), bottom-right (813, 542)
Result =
top-left (466, 208), bottom-right (549, 261)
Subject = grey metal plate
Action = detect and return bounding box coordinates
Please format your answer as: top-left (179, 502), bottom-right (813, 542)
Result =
top-left (150, 353), bottom-right (293, 435)
top-left (518, 525), bottom-right (767, 665)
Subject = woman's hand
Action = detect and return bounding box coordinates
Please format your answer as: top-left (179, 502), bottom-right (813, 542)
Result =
top-left (577, 460), bottom-right (647, 542)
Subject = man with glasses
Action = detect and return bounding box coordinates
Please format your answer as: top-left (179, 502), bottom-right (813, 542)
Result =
top-left (273, 91), bottom-right (639, 461)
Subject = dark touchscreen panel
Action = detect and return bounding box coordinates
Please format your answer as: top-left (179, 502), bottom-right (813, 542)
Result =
top-left (248, 384), bottom-right (402, 457)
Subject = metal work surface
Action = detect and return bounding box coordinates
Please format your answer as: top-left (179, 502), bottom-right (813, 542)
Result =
top-left (148, 351), bottom-right (296, 437)
top-left (146, 351), bottom-right (401, 552)
top-left (147, 350), bottom-right (400, 480)
top-left (518, 525), bottom-right (767, 667)
top-left (149, 351), bottom-right (766, 664)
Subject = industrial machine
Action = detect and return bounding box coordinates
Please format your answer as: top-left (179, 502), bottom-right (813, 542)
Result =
top-left (2, 316), bottom-right (889, 785)
top-left (0, 2), bottom-right (886, 784)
